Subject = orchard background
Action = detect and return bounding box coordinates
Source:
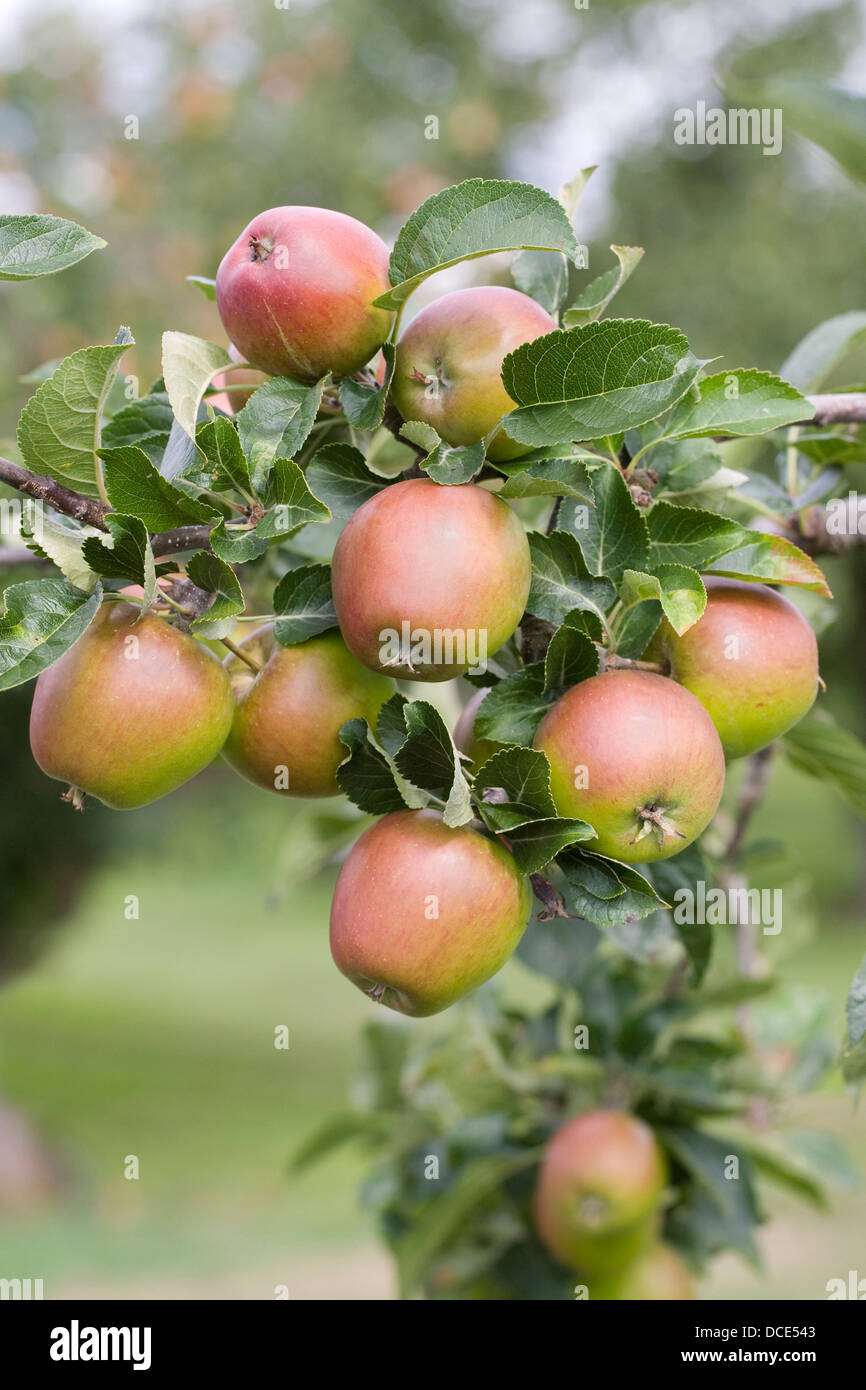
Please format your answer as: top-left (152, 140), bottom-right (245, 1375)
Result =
top-left (1, 0), bottom-right (865, 1300)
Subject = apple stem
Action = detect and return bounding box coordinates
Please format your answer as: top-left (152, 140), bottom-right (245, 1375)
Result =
top-left (220, 636), bottom-right (263, 673)
top-left (601, 652), bottom-right (669, 675)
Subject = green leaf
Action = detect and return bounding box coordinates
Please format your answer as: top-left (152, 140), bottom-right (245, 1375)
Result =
top-left (194, 416), bottom-right (253, 496)
top-left (501, 319), bottom-right (702, 448)
top-left (660, 1127), bottom-right (762, 1263)
top-left (17, 330), bottom-right (134, 497)
top-left (290, 1111), bottom-right (381, 1173)
top-left (186, 550), bottom-right (244, 638)
top-left (161, 331), bottom-right (231, 444)
top-left (0, 578), bottom-right (102, 689)
top-left (338, 344), bottom-right (395, 429)
top-left (306, 443), bottom-right (389, 524)
top-left (559, 851), bottom-right (664, 929)
top-left (497, 454), bottom-right (597, 500)
top-left (665, 369), bottom-right (809, 440)
top-left (394, 700), bottom-right (473, 827)
top-left (0, 212), bottom-right (106, 280)
top-left (526, 530), bottom-right (617, 626)
top-left (786, 1129), bottom-right (860, 1191)
top-left (517, 912), bottom-right (601, 988)
top-left (762, 80), bottom-right (866, 186)
top-left (615, 598), bottom-right (663, 658)
top-left (475, 663), bottom-right (551, 745)
top-left (337, 718), bottom-right (408, 815)
top-left (646, 501), bottom-right (745, 569)
top-left (258, 457), bottom-right (331, 536)
top-left (780, 311), bottom-right (866, 393)
top-left (562, 245), bottom-right (644, 327)
top-left (399, 419), bottom-right (441, 454)
top-left (100, 445), bottom-right (219, 530)
top-left (272, 563), bottom-right (337, 645)
top-left (235, 376), bottom-right (325, 495)
top-left (22, 513), bottom-right (100, 592)
top-left (620, 564), bottom-right (706, 636)
top-left (543, 613), bottom-right (600, 693)
top-left (571, 462), bottom-right (649, 582)
top-left (784, 713), bottom-right (866, 818)
top-left (511, 248), bottom-right (569, 316)
top-left (473, 747), bottom-right (557, 831)
top-left (395, 1149), bottom-right (542, 1297)
top-left (82, 514), bottom-right (156, 608)
top-left (507, 817), bottom-right (595, 874)
top-left (101, 391), bottom-right (174, 465)
top-left (649, 437), bottom-right (727, 494)
top-left (186, 274), bottom-right (217, 301)
top-left (793, 432), bottom-right (866, 467)
top-left (706, 536), bottom-right (832, 597)
top-left (378, 178), bottom-right (581, 309)
top-left (421, 438), bottom-right (485, 485)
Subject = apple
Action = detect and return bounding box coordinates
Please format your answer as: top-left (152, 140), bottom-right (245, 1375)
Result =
top-left (589, 1243), bottom-right (696, 1300)
top-left (533, 1110), bottom-right (668, 1273)
top-left (222, 626), bottom-right (392, 797)
top-left (29, 603), bottom-right (233, 809)
top-left (331, 478), bottom-right (531, 681)
top-left (453, 686), bottom-right (502, 767)
top-left (329, 808), bottom-right (532, 1016)
top-left (215, 205), bottom-right (393, 382)
top-left (390, 285), bottom-right (558, 462)
top-left (533, 671), bottom-right (725, 863)
top-left (645, 578), bottom-right (819, 759)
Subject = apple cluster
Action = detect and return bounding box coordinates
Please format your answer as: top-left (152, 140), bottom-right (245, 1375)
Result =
top-left (27, 203), bottom-right (821, 1025)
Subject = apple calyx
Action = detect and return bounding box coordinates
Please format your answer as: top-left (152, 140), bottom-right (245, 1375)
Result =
top-left (631, 803), bottom-right (686, 850)
top-left (576, 1192), bottom-right (612, 1228)
top-left (248, 233), bottom-right (274, 263)
top-left (61, 785), bottom-right (86, 812)
top-left (409, 356), bottom-right (449, 398)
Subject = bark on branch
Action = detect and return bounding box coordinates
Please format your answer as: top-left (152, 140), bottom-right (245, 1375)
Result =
top-left (0, 456), bottom-right (215, 555)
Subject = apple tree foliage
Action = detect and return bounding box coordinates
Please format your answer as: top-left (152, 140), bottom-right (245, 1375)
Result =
top-left (2, 181), bottom-right (866, 1297)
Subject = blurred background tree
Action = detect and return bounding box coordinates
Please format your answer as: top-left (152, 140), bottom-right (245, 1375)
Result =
top-left (0, 0), bottom-right (864, 1294)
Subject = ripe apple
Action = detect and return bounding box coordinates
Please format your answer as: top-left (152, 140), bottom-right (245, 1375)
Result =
top-left (390, 286), bottom-right (558, 462)
top-left (331, 478), bottom-right (531, 681)
top-left (589, 1242), bottom-right (696, 1300)
top-left (645, 578), bottom-right (819, 759)
top-left (29, 603), bottom-right (234, 809)
top-left (533, 1110), bottom-right (668, 1273)
top-left (532, 671), bottom-right (725, 863)
top-left (215, 205), bottom-right (393, 382)
top-left (222, 627), bottom-right (392, 797)
top-left (329, 808), bottom-right (532, 1016)
top-left (453, 686), bottom-right (502, 767)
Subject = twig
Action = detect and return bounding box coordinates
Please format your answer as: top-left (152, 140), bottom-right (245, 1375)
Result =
top-left (723, 746), bottom-right (775, 868)
top-left (0, 455), bottom-right (216, 555)
top-left (220, 635), bottom-right (262, 672)
top-left (806, 393), bottom-right (866, 426)
top-left (0, 457), bottom-right (108, 529)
